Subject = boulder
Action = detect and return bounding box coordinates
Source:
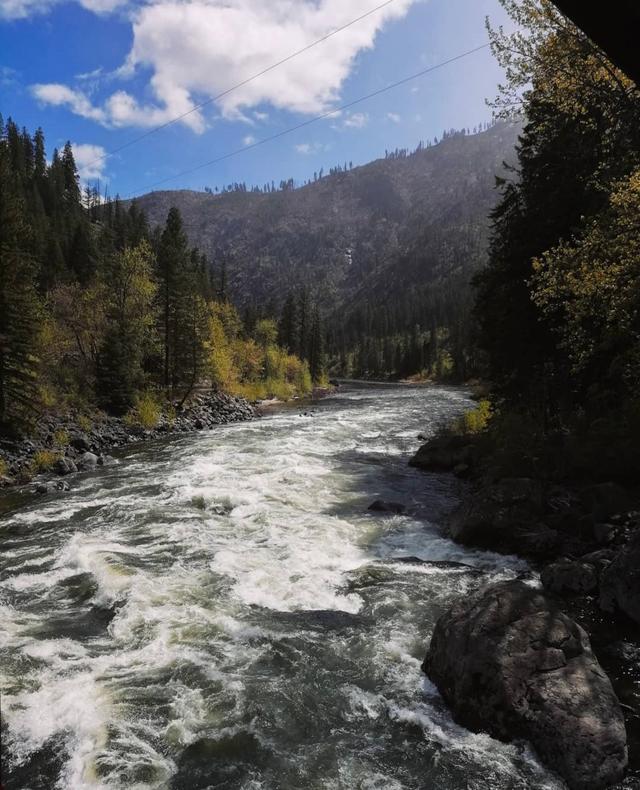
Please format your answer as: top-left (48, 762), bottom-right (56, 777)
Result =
top-left (97, 454), bottom-right (115, 466)
top-left (448, 479), bottom-right (555, 559)
top-left (579, 549), bottom-right (616, 576)
top-left (54, 457), bottom-right (77, 476)
top-left (424, 581), bottom-right (627, 790)
top-left (541, 558), bottom-right (599, 595)
top-left (76, 452), bottom-right (99, 470)
top-left (35, 480), bottom-right (70, 494)
top-left (70, 433), bottom-right (91, 452)
top-left (368, 500), bottom-right (406, 515)
top-left (409, 434), bottom-right (473, 472)
top-left (600, 531), bottom-right (640, 625)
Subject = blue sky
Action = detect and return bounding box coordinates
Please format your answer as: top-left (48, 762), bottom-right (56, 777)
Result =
top-left (0, 0), bottom-right (513, 198)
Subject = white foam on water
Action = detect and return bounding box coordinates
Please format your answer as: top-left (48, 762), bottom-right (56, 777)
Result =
top-left (0, 385), bottom-right (557, 789)
top-left (3, 670), bottom-right (110, 785)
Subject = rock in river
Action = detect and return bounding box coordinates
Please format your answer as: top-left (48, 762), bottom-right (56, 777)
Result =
top-left (424, 580), bottom-right (627, 790)
top-left (368, 500), bottom-right (406, 515)
top-left (54, 457), bottom-right (77, 476)
top-left (76, 451), bottom-right (99, 470)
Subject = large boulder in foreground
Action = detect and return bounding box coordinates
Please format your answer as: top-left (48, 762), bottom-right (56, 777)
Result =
top-left (600, 530), bottom-right (640, 625)
top-left (424, 581), bottom-right (627, 790)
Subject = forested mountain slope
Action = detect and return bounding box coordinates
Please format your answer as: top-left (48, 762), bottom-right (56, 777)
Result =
top-left (134, 122), bottom-right (520, 315)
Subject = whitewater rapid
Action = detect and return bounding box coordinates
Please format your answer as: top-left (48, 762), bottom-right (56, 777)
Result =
top-left (0, 384), bottom-right (563, 789)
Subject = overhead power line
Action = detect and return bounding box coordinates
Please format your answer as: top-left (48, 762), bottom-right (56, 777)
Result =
top-left (86, 0), bottom-right (399, 169)
top-left (125, 42), bottom-right (491, 198)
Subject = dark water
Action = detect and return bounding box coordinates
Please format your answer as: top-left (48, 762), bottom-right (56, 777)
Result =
top-left (0, 385), bottom-right (562, 789)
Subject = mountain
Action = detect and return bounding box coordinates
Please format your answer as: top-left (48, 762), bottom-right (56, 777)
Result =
top-left (133, 122), bottom-right (521, 318)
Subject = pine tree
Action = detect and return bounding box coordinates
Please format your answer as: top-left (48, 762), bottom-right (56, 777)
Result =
top-left (97, 242), bottom-right (157, 414)
top-left (157, 208), bottom-right (188, 389)
top-left (308, 307), bottom-right (324, 383)
top-left (278, 292), bottom-right (299, 353)
top-left (0, 138), bottom-right (41, 434)
top-left (298, 287), bottom-right (310, 359)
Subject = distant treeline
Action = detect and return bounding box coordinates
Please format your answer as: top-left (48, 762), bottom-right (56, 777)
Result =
top-left (202, 120), bottom-right (499, 196)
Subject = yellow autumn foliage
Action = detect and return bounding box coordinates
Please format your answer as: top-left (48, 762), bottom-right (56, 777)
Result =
top-left (206, 301), bottom-right (312, 401)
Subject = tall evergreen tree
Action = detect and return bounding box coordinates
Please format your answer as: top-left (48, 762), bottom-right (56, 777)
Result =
top-left (308, 307), bottom-right (325, 383)
top-left (0, 134), bottom-right (41, 433)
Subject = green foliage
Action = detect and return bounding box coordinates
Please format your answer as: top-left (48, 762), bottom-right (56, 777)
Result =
top-left (452, 400), bottom-right (492, 436)
top-left (164, 402), bottom-right (176, 426)
top-left (52, 429), bottom-right (69, 446)
top-left (255, 319), bottom-right (278, 348)
top-left (532, 168), bottom-right (640, 409)
top-left (0, 129), bottom-right (42, 433)
top-left (472, 1), bottom-right (640, 482)
top-left (77, 415), bottom-right (92, 432)
top-left (124, 391), bottom-right (162, 430)
top-left (0, 458), bottom-right (8, 477)
top-left (475, 0), bottom-right (640, 418)
top-left (97, 242), bottom-right (158, 414)
top-left (30, 449), bottom-right (60, 473)
top-left (207, 300), bottom-right (312, 401)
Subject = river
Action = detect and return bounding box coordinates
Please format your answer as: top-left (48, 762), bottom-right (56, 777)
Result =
top-left (0, 384), bottom-right (563, 789)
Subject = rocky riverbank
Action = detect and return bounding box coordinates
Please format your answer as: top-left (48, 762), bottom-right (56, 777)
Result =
top-left (411, 428), bottom-right (640, 787)
top-left (0, 392), bottom-right (257, 490)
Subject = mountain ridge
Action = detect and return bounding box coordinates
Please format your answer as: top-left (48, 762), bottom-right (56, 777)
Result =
top-left (132, 121), bottom-right (521, 317)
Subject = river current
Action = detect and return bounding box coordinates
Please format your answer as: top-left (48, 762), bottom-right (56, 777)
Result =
top-left (0, 384), bottom-right (563, 789)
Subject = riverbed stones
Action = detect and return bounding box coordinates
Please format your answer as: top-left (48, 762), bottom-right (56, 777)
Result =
top-left (54, 457), bottom-right (77, 476)
top-left (424, 580), bottom-right (627, 790)
top-left (76, 452), bottom-right (99, 470)
top-left (70, 433), bottom-right (91, 451)
top-left (0, 392), bottom-right (257, 488)
top-left (35, 480), bottom-right (70, 494)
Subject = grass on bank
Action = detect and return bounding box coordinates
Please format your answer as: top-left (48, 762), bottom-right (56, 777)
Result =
top-left (30, 450), bottom-right (60, 474)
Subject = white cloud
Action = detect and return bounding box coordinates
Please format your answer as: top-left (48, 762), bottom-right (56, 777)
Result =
top-left (31, 83), bottom-right (108, 123)
top-left (0, 0), bottom-right (53, 19)
top-left (386, 112), bottom-right (401, 123)
top-left (78, 0), bottom-right (125, 13)
top-left (242, 134), bottom-right (256, 146)
top-left (29, 0), bottom-right (416, 130)
top-left (76, 67), bottom-right (104, 81)
top-left (72, 142), bottom-right (108, 183)
top-left (295, 141), bottom-right (328, 155)
top-left (343, 111), bottom-right (368, 129)
top-left (0, 0), bottom-right (124, 18)
top-left (31, 82), bottom-right (205, 132)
